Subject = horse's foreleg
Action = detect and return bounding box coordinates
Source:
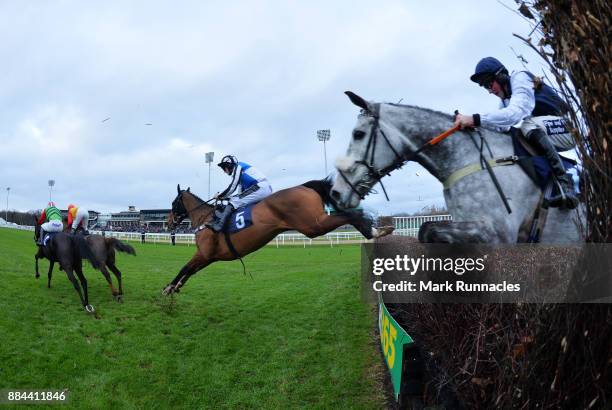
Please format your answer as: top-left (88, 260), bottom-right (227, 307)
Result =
top-left (418, 221), bottom-right (501, 243)
top-left (163, 254), bottom-right (211, 295)
top-left (47, 260), bottom-right (55, 288)
top-left (63, 266), bottom-right (88, 309)
top-left (294, 213), bottom-right (353, 239)
top-left (297, 212), bottom-right (393, 240)
top-left (35, 255), bottom-right (40, 279)
top-left (73, 265), bottom-right (94, 313)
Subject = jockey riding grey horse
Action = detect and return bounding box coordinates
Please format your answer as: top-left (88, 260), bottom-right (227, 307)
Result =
top-left (330, 92), bottom-right (583, 244)
top-left (454, 57), bottom-right (578, 209)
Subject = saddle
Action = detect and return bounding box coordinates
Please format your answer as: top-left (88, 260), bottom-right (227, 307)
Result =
top-left (510, 128), bottom-right (579, 191)
top-left (198, 203), bottom-right (257, 235)
top-left (42, 232), bottom-right (59, 247)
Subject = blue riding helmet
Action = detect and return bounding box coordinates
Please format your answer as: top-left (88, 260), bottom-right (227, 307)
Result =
top-left (470, 57), bottom-right (506, 83)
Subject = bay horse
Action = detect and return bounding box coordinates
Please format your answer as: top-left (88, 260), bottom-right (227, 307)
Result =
top-left (330, 91), bottom-right (583, 244)
top-left (54, 223), bottom-right (137, 302)
top-left (34, 221), bottom-right (101, 312)
top-left (162, 179), bottom-right (394, 295)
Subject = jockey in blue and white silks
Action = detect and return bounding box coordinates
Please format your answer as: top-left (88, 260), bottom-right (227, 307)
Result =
top-left (454, 57), bottom-right (578, 209)
top-left (205, 155), bottom-right (273, 232)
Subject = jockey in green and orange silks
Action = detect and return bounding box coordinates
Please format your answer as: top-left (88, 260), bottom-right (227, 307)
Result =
top-left (67, 204), bottom-right (90, 234)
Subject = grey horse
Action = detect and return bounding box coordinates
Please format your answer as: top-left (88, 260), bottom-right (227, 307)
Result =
top-left (330, 91), bottom-right (583, 244)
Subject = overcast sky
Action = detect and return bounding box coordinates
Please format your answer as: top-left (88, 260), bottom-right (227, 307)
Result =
top-left (0, 1), bottom-right (546, 215)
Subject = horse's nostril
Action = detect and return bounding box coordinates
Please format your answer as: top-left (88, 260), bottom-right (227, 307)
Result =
top-left (331, 190), bottom-right (341, 200)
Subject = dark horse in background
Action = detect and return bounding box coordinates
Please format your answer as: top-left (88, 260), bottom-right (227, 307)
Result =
top-left (34, 220), bottom-right (100, 313)
top-left (162, 179), bottom-right (394, 295)
top-left (59, 222), bottom-right (137, 302)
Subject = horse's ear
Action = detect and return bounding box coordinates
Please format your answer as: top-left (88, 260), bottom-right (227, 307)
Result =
top-left (177, 184), bottom-right (181, 194)
top-left (187, 187), bottom-right (191, 192)
top-left (345, 91), bottom-right (370, 111)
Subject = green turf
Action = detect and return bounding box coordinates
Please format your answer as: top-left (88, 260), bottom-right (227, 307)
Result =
top-left (0, 227), bottom-right (385, 409)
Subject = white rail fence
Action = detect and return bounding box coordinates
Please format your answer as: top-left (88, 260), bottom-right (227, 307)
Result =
top-left (92, 230), bottom-right (368, 248)
top-left (0, 223), bottom-right (366, 248)
top-left (2, 214), bottom-right (452, 246)
top-left (392, 215), bottom-right (453, 237)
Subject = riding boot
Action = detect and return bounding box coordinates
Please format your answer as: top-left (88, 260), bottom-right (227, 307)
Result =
top-left (205, 204), bottom-right (234, 232)
top-left (38, 228), bottom-right (46, 245)
top-left (527, 128), bottom-right (579, 209)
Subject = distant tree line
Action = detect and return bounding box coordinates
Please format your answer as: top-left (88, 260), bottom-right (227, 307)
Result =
top-left (2, 210), bottom-right (39, 226)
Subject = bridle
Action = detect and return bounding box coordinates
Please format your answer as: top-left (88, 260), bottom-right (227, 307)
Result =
top-left (337, 104), bottom-right (443, 202)
top-left (170, 191), bottom-right (215, 227)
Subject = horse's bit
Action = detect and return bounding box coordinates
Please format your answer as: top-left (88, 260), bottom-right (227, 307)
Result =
top-left (337, 106), bottom-right (406, 202)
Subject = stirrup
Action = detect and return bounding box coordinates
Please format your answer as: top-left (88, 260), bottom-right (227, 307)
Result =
top-left (206, 219), bottom-right (223, 232)
top-left (549, 179), bottom-right (579, 209)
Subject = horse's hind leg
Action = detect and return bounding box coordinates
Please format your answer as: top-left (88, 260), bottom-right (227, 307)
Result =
top-left (107, 263), bottom-right (123, 298)
top-left (98, 264), bottom-right (120, 301)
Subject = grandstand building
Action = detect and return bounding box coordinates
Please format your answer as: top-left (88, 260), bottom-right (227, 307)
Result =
top-left (108, 209), bottom-right (140, 231)
top-left (93, 207), bottom-right (193, 232)
top-left (141, 209), bottom-right (169, 230)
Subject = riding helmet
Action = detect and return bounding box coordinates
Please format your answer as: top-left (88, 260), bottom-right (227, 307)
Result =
top-left (470, 57), bottom-right (507, 83)
top-left (218, 155), bottom-right (238, 171)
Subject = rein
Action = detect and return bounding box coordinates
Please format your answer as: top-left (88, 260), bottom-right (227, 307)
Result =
top-left (172, 194), bottom-right (215, 226)
top-left (339, 108), bottom-right (514, 215)
top-left (338, 110), bottom-right (460, 201)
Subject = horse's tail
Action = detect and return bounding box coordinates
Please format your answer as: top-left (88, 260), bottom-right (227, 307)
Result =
top-left (105, 238), bottom-right (137, 256)
top-left (72, 235), bottom-right (101, 270)
top-left (301, 177), bottom-right (339, 211)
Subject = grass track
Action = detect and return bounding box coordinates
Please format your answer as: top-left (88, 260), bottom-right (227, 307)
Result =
top-left (0, 228), bottom-right (385, 409)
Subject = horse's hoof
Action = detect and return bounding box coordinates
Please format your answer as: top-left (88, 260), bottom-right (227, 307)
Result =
top-left (85, 305), bottom-right (95, 313)
top-left (375, 226), bottom-right (395, 238)
top-left (114, 295), bottom-right (124, 303)
top-left (35, 274), bottom-right (40, 279)
top-left (162, 285), bottom-right (174, 296)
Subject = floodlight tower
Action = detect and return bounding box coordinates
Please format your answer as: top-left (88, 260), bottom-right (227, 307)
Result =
top-left (205, 152), bottom-right (214, 198)
top-left (48, 179), bottom-right (55, 202)
top-left (5, 187), bottom-right (9, 223)
top-left (317, 129), bottom-right (331, 176)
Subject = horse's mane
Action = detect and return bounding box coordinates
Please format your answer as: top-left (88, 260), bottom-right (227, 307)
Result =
top-left (302, 178), bottom-right (340, 211)
top-left (386, 103), bottom-right (454, 121)
top-left (183, 190), bottom-right (213, 208)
